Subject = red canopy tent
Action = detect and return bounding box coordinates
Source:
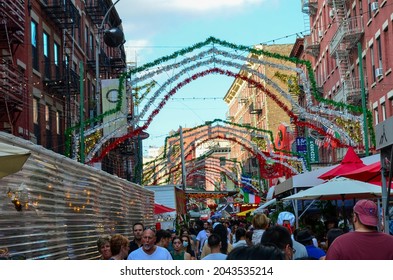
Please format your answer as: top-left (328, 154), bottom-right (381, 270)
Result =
top-left (340, 161), bottom-right (393, 188)
top-left (154, 203), bottom-right (176, 214)
top-left (318, 147), bottom-right (366, 180)
top-left (340, 161), bottom-right (381, 183)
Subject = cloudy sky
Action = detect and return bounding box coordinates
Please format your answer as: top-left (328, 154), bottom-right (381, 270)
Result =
top-left (114, 0), bottom-right (306, 151)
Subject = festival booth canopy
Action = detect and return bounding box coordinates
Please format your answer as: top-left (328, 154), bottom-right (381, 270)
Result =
top-left (340, 161), bottom-right (381, 184)
top-left (282, 177), bottom-right (382, 201)
top-left (186, 190), bottom-right (238, 199)
top-left (275, 154), bottom-right (379, 196)
top-left (0, 142), bottom-right (31, 179)
top-left (318, 147), bottom-right (366, 181)
top-left (154, 203), bottom-right (176, 214)
top-left (253, 198), bottom-right (277, 214)
top-left (236, 208), bottom-right (257, 217)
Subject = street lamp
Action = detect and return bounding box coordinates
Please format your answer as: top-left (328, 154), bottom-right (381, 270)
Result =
top-left (95, 0), bottom-right (123, 116)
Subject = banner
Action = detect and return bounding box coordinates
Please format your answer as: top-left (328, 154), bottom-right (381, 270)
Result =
top-left (240, 175), bottom-right (258, 194)
top-left (101, 79), bottom-right (127, 137)
top-left (175, 187), bottom-right (186, 215)
top-left (307, 136), bottom-right (319, 163)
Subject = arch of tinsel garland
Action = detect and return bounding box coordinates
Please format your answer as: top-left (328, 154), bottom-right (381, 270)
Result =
top-left (163, 122), bottom-right (305, 169)
top-left (86, 68), bottom-right (352, 170)
top-left (86, 68), bottom-right (351, 165)
top-left (146, 133), bottom-right (298, 185)
top-left (164, 125), bottom-right (304, 174)
top-left (166, 131), bottom-right (296, 177)
top-left (83, 56), bottom-right (360, 161)
top-left (65, 37), bottom-right (374, 173)
top-left (186, 166), bottom-right (239, 188)
top-left (130, 49), bottom-right (362, 139)
top-left (185, 168), bottom-right (245, 194)
top-left (143, 149), bottom-right (242, 186)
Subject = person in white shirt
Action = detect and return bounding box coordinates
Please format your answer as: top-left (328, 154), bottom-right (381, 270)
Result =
top-left (127, 229), bottom-right (172, 260)
top-left (195, 221), bottom-right (210, 258)
top-left (251, 213), bottom-right (270, 245)
top-left (232, 227), bottom-right (248, 248)
top-left (202, 234), bottom-right (227, 260)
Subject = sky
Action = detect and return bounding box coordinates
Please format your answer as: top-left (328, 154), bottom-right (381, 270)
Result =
top-left (114, 0), bottom-right (307, 155)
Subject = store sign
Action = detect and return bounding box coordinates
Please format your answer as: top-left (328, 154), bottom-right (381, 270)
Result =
top-left (307, 137), bottom-right (319, 163)
top-left (376, 117), bottom-right (393, 150)
top-left (295, 137), bottom-right (307, 153)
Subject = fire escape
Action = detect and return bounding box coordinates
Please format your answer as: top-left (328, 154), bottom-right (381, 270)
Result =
top-left (302, 0), bottom-right (320, 58)
top-left (328, 0), bottom-right (364, 106)
top-left (41, 0), bottom-right (81, 131)
top-left (85, 0), bottom-right (126, 76)
top-left (0, 0), bottom-right (28, 138)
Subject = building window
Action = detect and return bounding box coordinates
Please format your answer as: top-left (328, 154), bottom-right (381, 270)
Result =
top-left (374, 108), bottom-right (379, 125)
top-left (370, 44), bottom-right (376, 82)
top-left (43, 32), bottom-right (49, 57)
top-left (45, 105), bottom-right (50, 130)
top-left (77, 21), bottom-right (82, 46)
top-left (33, 99), bottom-right (39, 124)
top-left (377, 36), bottom-right (383, 70)
top-left (391, 98), bottom-right (393, 116)
top-left (54, 42), bottom-right (60, 79)
top-left (85, 26), bottom-right (89, 54)
top-left (381, 102), bottom-right (386, 121)
top-left (43, 32), bottom-right (50, 78)
top-left (384, 26), bottom-right (390, 70)
top-left (89, 32), bottom-right (94, 59)
top-left (56, 111), bottom-right (60, 135)
top-left (31, 20), bottom-right (39, 71)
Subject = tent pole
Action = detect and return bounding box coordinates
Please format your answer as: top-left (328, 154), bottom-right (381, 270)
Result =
top-left (298, 200), bottom-right (316, 220)
top-left (294, 188), bottom-right (299, 228)
top-left (380, 167), bottom-right (389, 233)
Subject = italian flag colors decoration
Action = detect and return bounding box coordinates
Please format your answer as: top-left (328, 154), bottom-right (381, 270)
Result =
top-left (242, 190), bottom-right (261, 204)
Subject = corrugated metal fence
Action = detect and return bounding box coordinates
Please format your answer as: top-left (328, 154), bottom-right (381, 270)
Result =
top-left (0, 132), bottom-right (155, 259)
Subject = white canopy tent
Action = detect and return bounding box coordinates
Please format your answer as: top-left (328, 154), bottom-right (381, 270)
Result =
top-left (283, 177), bottom-right (383, 229)
top-left (282, 177), bottom-right (382, 201)
top-left (274, 153), bottom-right (380, 228)
top-left (0, 142), bottom-right (31, 179)
top-left (275, 154), bottom-right (380, 196)
top-left (253, 198), bottom-right (276, 214)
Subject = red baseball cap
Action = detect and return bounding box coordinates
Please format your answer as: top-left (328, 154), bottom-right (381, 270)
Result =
top-left (353, 200), bottom-right (379, 227)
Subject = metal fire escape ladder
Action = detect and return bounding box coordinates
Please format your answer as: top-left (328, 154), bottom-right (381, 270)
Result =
top-left (330, 0), bottom-right (354, 98)
top-left (0, 1), bottom-right (24, 61)
top-left (2, 19), bottom-right (13, 63)
top-left (85, 0), bottom-right (110, 25)
top-left (42, 0), bottom-right (81, 95)
top-left (0, 0), bottom-right (27, 137)
top-left (301, 1), bottom-right (320, 57)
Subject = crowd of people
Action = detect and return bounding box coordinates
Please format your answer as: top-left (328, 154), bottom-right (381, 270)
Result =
top-left (96, 199), bottom-right (393, 260)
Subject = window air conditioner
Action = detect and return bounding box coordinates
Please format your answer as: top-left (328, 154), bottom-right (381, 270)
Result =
top-left (371, 2), bottom-right (379, 12)
top-left (375, 68), bottom-right (383, 78)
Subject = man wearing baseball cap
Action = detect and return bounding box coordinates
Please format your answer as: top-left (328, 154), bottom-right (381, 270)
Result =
top-left (326, 199), bottom-right (393, 259)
